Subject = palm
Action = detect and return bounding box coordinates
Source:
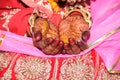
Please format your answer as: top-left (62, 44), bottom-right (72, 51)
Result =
top-left (31, 14), bottom-right (90, 55)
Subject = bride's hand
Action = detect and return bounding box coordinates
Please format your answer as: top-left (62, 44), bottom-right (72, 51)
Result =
top-left (59, 15), bottom-right (90, 54)
top-left (31, 18), bottom-right (63, 55)
top-left (63, 31), bottom-right (90, 54)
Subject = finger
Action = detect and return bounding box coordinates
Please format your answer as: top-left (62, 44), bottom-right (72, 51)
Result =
top-left (63, 43), bottom-right (73, 54)
top-left (43, 39), bottom-right (60, 55)
top-left (52, 41), bottom-right (64, 54)
top-left (34, 31), bottom-right (42, 42)
top-left (82, 31), bottom-right (90, 41)
top-left (33, 39), bottom-right (46, 50)
top-left (33, 38), bottom-right (53, 50)
top-left (69, 38), bottom-right (81, 54)
top-left (77, 40), bottom-right (88, 51)
top-left (32, 27), bottom-right (42, 42)
top-left (45, 38), bottom-right (54, 45)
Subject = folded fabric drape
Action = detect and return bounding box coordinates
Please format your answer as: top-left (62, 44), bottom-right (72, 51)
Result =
top-left (8, 8), bottom-right (33, 35)
top-left (89, 0), bottom-right (120, 73)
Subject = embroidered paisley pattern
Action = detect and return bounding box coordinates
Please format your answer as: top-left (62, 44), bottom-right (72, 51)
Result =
top-left (14, 55), bottom-right (52, 80)
top-left (60, 52), bottom-right (94, 80)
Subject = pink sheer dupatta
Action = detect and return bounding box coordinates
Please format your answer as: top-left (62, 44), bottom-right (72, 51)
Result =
top-left (88, 0), bottom-right (120, 73)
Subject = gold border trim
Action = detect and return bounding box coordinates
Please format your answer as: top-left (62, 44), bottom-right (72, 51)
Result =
top-left (8, 36), bottom-right (33, 46)
top-left (88, 26), bottom-right (120, 74)
top-left (108, 56), bottom-right (120, 73)
top-left (0, 34), bottom-right (6, 45)
top-left (88, 26), bottom-right (120, 48)
top-left (0, 34), bottom-right (33, 46)
top-left (109, 70), bottom-right (120, 74)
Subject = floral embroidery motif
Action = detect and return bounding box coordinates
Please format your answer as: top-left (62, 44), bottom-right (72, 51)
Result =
top-left (1, 69), bottom-right (12, 80)
top-left (0, 9), bottom-right (21, 31)
top-left (14, 56), bottom-right (52, 80)
top-left (60, 52), bottom-right (94, 80)
top-left (0, 52), bottom-right (13, 71)
top-left (0, 52), bottom-right (120, 79)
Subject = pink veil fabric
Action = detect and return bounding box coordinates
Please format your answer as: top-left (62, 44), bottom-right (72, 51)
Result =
top-left (0, 0), bottom-right (120, 72)
top-left (89, 0), bottom-right (120, 72)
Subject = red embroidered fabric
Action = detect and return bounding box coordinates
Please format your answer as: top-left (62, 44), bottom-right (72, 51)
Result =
top-left (0, 0), bottom-right (120, 80)
top-left (0, 50), bottom-right (120, 80)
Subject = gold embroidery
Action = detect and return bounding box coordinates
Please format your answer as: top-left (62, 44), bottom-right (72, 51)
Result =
top-left (108, 56), bottom-right (120, 73)
top-left (0, 33), bottom-right (33, 47)
top-left (0, 53), bottom-right (19, 80)
top-left (97, 63), bottom-right (120, 80)
top-left (0, 34), bottom-right (5, 45)
top-left (0, 9), bottom-right (21, 31)
top-left (60, 52), bottom-right (94, 80)
top-left (94, 51), bottom-right (101, 77)
top-left (0, 52), bottom-right (12, 71)
top-left (14, 56), bottom-right (52, 80)
top-left (89, 26), bottom-right (120, 48)
top-left (110, 70), bottom-right (120, 74)
top-left (1, 69), bottom-right (12, 80)
top-left (6, 35), bottom-right (33, 46)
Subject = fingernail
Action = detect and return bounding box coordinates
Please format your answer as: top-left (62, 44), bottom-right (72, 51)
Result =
top-left (77, 40), bottom-right (83, 46)
top-left (55, 39), bottom-right (60, 43)
top-left (59, 41), bottom-right (63, 47)
top-left (46, 38), bottom-right (53, 44)
top-left (69, 38), bottom-right (75, 45)
top-left (77, 40), bottom-right (88, 50)
top-left (35, 32), bottom-right (41, 42)
top-left (77, 39), bottom-right (84, 46)
top-left (82, 31), bottom-right (90, 41)
top-left (52, 39), bottom-right (60, 47)
top-left (64, 43), bottom-right (69, 49)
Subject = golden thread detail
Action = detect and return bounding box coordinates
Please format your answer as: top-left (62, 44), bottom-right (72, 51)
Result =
top-left (14, 56), bottom-right (52, 80)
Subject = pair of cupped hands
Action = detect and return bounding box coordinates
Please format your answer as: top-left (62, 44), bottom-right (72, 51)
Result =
top-left (31, 13), bottom-right (90, 55)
